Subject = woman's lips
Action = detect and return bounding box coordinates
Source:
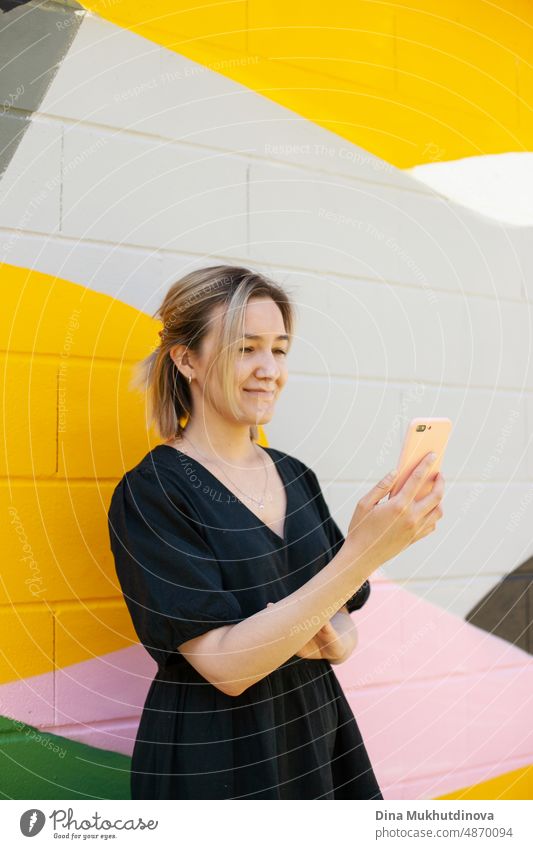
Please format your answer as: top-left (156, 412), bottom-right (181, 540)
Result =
top-left (243, 389), bottom-right (275, 398)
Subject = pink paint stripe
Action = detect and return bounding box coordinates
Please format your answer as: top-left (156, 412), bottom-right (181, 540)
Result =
top-left (0, 644), bottom-right (154, 754)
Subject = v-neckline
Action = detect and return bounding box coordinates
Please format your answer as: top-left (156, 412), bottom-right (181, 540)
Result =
top-left (157, 443), bottom-right (290, 545)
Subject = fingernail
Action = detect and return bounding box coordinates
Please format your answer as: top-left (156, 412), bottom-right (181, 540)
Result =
top-left (429, 452), bottom-right (437, 462)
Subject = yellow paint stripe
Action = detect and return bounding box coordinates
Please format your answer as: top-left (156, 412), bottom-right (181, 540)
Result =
top-left (78, 1), bottom-right (533, 167)
top-left (1, 263), bottom-right (267, 677)
top-left (437, 763), bottom-right (533, 800)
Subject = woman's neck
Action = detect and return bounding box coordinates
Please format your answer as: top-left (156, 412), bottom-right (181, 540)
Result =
top-left (168, 426), bottom-right (258, 466)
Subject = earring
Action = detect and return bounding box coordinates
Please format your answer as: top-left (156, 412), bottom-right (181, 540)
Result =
top-left (188, 375), bottom-right (192, 384)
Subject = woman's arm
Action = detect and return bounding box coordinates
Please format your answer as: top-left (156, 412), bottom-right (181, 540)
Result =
top-left (178, 537), bottom-right (373, 696)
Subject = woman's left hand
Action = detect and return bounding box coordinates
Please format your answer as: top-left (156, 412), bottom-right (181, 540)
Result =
top-left (310, 619), bottom-right (351, 663)
top-left (266, 603), bottom-right (356, 664)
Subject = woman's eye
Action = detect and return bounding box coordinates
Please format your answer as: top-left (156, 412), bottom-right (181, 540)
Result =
top-left (239, 348), bottom-right (287, 355)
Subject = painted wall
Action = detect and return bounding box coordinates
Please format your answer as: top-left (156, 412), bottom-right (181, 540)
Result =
top-left (0, 0), bottom-right (532, 800)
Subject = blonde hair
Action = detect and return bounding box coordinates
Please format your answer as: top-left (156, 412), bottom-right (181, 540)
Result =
top-left (132, 265), bottom-right (296, 441)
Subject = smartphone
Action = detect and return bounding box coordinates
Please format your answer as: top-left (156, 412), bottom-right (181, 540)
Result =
top-left (388, 417), bottom-right (452, 501)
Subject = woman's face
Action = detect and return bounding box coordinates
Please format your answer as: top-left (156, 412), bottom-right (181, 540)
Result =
top-left (188, 296), bottom-right (290, 427)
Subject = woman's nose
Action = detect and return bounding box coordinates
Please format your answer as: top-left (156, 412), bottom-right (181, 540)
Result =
top-left (254, 351), bottom-right (280, 377)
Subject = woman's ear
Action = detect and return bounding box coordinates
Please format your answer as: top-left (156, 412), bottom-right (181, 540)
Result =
top-left (169, 343), bottom-right (188, 372)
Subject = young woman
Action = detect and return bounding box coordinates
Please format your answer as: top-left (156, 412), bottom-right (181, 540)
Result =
top-left (107, 265), bottom-right (444, 800)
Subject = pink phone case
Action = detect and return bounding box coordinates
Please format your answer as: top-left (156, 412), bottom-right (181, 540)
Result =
top-left (388, 417), bottom-right (452, 501)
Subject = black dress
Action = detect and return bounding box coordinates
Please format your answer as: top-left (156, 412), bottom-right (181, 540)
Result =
top-left (107, 443), bottom-right (383, 800)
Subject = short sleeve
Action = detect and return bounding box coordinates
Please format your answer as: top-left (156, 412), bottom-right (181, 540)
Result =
top-left (301, 464), bottom-right (371, 615)
top-left (107, 466), bottom-right (244, 666)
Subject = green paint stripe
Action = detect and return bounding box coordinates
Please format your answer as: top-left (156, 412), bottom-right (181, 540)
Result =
top-left (0, 715), bottom-right (131, 799)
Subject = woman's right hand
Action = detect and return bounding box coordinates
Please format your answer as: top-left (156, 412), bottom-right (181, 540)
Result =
top-left (346, 452), bottom-right (445, 573)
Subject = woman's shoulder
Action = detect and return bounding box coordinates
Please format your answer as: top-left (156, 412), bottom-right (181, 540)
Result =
top-left (262, 445), bottom-right (318, 487)
top-left (107, 446), bottom-right (205, 539)
top-left (109, 445), bottom-right (188, 502)
top-left (114, 444), bottom-right (161, 476)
